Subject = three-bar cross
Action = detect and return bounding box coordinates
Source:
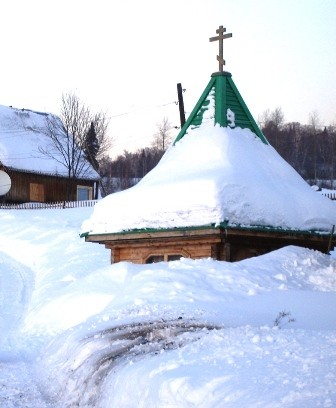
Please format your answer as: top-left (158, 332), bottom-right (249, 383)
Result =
top-left (209, 25), bottom-right (232, 72)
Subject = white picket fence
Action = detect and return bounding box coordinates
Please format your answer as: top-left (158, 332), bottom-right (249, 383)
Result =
top-left (323, 192), bottom-right (336, 200)
top-left (0, 192), bottom-right (335, 211)
top-left (0, 200), bottom-right (98, 210)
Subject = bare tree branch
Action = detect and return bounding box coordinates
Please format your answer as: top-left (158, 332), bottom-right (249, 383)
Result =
top-left (151, 117), bottom-right (173, 151)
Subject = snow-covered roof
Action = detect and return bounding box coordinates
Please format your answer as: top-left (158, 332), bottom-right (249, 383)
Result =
top-left (82, 71), bottom-right (336, 236)
top-left (82, 123), bottom-right (336, 235)
top-left (0, 105), bottom-right (99, 180)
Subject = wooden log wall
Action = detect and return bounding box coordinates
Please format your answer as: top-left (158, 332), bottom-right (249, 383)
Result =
top-left (3, 169), bottom-right (96, 203)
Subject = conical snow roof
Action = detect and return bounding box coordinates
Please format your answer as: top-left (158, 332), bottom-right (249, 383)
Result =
top-left (82, 121), bottom-right (336, 236)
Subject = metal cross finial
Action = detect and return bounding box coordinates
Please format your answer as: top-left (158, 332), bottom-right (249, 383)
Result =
top-left (209, 25), bottom-right (232, 72)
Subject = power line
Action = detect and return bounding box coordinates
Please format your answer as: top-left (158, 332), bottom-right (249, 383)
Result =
top-left (107, 100), bottom-right (177, 119)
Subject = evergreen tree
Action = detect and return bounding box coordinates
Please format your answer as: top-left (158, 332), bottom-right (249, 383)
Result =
top-left (84, 122), bottom-right (99, 170)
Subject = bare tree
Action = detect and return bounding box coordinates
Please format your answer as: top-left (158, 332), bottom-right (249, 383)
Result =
top-left (91, 110), bottom-right (113, 162)
top-left (60, 94), bottom-right (112, 166)
top-left (151, 117), bottom-right (173, 151)
top-left (259, 107), bottom-right (285, 151)
top-left (308, 110), bottom-right (321, 185)
top-left (40, 93), bottom-right (112, 198)
top-left (41, 93), bottom-right (92, 173)
top-left (39, 102), bottom-right (93, 199)
top-left (258, 109), bottom-right (271, 128)
top-left (327, 124), bottom-right (336, 189)
top-left (270, 107), bottom-right (285, 129)
top-left (259, 107), bottom-right (284, 129)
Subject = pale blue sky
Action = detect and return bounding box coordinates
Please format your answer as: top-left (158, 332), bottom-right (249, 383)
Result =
top-left (1, 0), bottom-right (335, 155)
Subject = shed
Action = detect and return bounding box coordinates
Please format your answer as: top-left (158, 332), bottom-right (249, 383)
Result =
top-left (81, 25), bottom-right (336, 263)
top-left (0, 105), bottom-right (99, 203)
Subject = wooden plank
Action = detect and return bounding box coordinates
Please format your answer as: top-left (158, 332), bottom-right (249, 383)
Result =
top-left (85, 227), bottom-right (223, 243)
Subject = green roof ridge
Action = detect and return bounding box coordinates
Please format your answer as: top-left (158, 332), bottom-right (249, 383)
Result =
top-left (174, 71), bottom-right (268, 145)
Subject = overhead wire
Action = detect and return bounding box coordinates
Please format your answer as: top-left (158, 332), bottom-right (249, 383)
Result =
top-left (107, 100), bottom-right (177, 119)
top-left (0, 97), bottom-right (185, 159)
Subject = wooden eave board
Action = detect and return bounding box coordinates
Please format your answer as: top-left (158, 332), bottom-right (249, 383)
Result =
top-left (85, 226), bottom-right (334, 248)
top-left (85, 227), bottom-right (222, 243)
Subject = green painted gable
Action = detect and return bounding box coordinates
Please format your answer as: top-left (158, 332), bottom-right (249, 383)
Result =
top-left (174, 71), bottom-right (268, 145)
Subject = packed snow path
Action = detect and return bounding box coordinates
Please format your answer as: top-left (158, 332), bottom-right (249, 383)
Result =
top-left (41, 319), bottom-right (219, 407)
top-left (39, 319), bottom-right (336, 408)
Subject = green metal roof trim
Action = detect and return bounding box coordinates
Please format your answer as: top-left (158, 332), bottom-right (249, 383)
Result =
top-left (225, 223), bottom-right (333, 237)
top-left (80, 223), bottom-right (226, 238)
top-left (174, 72), bottom-right (268, 145)
top-left (81, 221), bottom-right (333, 239)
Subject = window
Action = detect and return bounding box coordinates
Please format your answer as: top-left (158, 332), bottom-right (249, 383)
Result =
top-left (145, 254), bottom-right (183, 264)
top-left (145, 255), bottom-right (164, 264)
top-left (167, 254), bottom-right (182, 261)
top-left (77, 186), bottom-right (92, 201)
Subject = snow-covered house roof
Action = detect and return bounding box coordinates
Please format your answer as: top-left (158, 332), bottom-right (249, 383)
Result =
top-left (0, 105), bottom-right (99, 180)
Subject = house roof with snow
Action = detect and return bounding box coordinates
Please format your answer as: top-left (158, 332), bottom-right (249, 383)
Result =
top-left (0, 105), bottom-right (99, 180)
top-left (81, 25), bottom-right (336, 240)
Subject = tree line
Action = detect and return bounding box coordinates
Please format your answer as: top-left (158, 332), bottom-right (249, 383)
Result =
top-left (260, 108), bottom-right (336, 189)
top-left (99, 117), bottom-right (173, 194)
top-left (101, 107), bottom-right (336, 195)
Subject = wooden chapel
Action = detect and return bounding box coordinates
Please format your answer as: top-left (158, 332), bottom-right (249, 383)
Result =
top-left (82, 25), bottom-right (336, 263)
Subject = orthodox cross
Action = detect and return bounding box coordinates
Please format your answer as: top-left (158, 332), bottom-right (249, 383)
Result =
top-left (209, 25), bottom-right (232, 72)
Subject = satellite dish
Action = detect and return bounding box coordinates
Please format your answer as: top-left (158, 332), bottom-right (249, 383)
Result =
top-left (0, 170), bottom-right (11, 195)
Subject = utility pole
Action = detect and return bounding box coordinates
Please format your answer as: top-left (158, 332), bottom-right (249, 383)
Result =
top-left (177, 83), bottom-right (186, 128)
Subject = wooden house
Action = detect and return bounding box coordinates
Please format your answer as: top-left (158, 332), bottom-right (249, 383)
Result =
top-left (0, 105), bottom-right (99, 203)
top-left (82, 25), bottom-right (336, 263)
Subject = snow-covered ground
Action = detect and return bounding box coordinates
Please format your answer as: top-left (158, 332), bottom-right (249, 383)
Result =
top-left (0, 207), bottom-right (336, 407)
